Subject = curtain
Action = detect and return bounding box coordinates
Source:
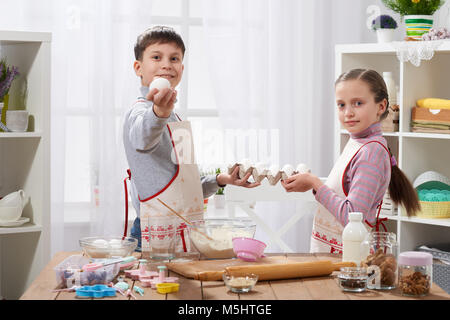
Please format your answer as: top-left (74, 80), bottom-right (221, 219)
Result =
top-left (202, 0), bottom-right (376, 252)
top-left (0, 0), bottom-right (155, 256)
top-left (2, 0), bottom-right (447, 256)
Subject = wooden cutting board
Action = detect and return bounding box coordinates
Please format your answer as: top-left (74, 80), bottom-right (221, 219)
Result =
top-left (166, 255), bottom-right (355, 281)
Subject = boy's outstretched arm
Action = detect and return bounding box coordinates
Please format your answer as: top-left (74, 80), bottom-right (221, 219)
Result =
top-left (126, 88), bottom-right (178, 151)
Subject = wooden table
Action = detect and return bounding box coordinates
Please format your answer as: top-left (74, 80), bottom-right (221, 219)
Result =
top-left (20, 251), bottom-right (449, 300)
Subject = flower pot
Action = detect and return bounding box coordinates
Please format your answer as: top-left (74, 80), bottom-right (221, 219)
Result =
top-left (213, 194), bottom-right (226, 209)
top-left (376, 29), bottom-right (395, 43)
top-left (405, 15), bottom-right (433, 40)
top-left (0, 94), bottom-right (10, 132)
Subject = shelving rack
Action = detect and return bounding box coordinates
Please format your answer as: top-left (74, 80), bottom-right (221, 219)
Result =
top-left (335, 42), bottom-right (450, 252)
top-left (0, 30), bottom-right (51, 299)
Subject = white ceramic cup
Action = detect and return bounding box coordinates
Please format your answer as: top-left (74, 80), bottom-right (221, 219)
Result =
top-left (0, 190), bottom-right (27, 207)
top-left (0, 206), bottom-right (22, 222)
top-left (6, 110), bottom-right (29, 132)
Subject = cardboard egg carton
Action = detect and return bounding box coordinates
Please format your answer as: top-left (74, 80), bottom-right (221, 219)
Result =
top-left (227, 159), bottom-right (311, 186)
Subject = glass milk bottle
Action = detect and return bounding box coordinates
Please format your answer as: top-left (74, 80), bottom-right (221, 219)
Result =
top-left (342, 212), bottom-right (369, 265)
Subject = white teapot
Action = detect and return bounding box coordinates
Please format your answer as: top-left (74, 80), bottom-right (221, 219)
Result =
top-left (0, 190), bottom-right (29, 222)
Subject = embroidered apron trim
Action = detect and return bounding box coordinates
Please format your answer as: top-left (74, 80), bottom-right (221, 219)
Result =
top-left (310, 138), bottom-right (390, 254)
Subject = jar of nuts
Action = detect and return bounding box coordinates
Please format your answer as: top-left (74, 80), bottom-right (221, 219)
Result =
top-left (361, 232), bottom-right (398, 290)
top-left (398, 251), bottom-right (432, 297)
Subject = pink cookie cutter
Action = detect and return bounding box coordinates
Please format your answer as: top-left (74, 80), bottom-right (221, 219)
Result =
top-left (140, 265), bottom-right (178, 289)
top-left (124, 259), bottom-right (158, 280)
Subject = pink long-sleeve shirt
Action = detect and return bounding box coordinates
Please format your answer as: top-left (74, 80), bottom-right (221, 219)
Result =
top-left (315, 122), bottom-right (391, 227)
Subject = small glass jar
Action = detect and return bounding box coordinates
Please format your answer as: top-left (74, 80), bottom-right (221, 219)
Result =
top-left (398, 251), bottom-right (433, 297)
top-left (361, 232), bottom-right (398, 290)
top-left (337, 267), bottom-right (368, 292)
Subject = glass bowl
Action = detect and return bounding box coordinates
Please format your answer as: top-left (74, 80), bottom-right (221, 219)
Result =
top-left (337, 267), bottom-right (368, 293)
top-left (222, 272), bottom-right (258, 293)
top-left (79, 236), bottom-right (138, 259)
top-left (187, 218), bottom-right (256, 259)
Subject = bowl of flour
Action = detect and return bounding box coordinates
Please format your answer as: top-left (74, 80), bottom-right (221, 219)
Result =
top-left (188, 219), bottom-right (256, 259)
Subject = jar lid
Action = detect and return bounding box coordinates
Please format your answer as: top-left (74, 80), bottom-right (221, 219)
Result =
top-left (398, 251), bottom-right (432, 266)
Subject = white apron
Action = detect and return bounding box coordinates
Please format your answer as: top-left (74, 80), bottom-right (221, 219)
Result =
top-left (310, 138), bottom-right (388, 254)
top-left (139, 118), bottom-right (204, 254)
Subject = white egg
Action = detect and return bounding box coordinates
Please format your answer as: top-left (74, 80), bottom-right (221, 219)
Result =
top-left (254, 162), bottom-right (266, 175)
top-left (149, 77), bottom-right (171, 91)
top-left (92, 239), bottom-right (108, 247)
top-left (296, 163), bottom-right (311, 174)
top-left (269, 165), bottom-right (280, 176)
top-left (281, 164), bottom-right (294, 177)
top-left (109, 239), bottom-right (122, 248)
top-left (240, 158), bottom-right (252, 170)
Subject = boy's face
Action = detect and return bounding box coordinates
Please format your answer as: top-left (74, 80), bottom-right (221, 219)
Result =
top-left (336, 79), bottom-right (386, 134)
top-left (134, 41), bottom-right (184, 88)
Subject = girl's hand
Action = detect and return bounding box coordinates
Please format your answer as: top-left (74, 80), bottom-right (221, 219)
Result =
top-left (147, 87), bottom-right (177, 118)
top-left (217, 167), bottom-right (260, 188)
top-left (281, 172), bottom-right (323, 193)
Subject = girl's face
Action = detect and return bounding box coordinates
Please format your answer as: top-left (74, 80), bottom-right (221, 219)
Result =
top-left (134, 42), bottom-right (184, 88)
top-left (336, 79), bottom-right (387, 134)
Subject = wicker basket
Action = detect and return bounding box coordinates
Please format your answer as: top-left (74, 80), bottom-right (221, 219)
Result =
top-left (417, 200), bottom-right (450, 219)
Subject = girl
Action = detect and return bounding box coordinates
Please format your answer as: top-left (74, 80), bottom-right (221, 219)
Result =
top-left (281, 69), bottom-right (420, 254)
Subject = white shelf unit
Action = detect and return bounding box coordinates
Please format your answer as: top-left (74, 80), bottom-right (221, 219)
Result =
top-left (0, 30), bottom-right (51, 300)
top-left (335, 42), bottom-right (450, 253)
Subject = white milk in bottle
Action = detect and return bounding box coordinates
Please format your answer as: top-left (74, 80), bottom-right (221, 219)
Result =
top-left (342, 212), bottom-right (369, 265)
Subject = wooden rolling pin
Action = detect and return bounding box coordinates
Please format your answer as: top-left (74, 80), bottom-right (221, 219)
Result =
top-left (196, 260), bottom-right (356, 281)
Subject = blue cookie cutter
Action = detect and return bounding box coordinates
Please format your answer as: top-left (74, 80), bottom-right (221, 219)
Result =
top-left (75, 284), bottom-right (117, 298)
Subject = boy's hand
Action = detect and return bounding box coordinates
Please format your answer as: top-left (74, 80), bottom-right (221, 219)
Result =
top-left (217, 167), bottom-right (260, 188)
top-left (147, 87), bottom-right (177, 118)
top-left (281, 172), bottom-right (323, 193)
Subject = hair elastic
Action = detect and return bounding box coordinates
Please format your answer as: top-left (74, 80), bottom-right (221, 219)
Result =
top-left (390, 154), bottom-right (397, 167)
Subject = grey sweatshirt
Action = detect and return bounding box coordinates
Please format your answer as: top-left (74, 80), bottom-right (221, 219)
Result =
top-left (123, 86), bottom-right (220, 217)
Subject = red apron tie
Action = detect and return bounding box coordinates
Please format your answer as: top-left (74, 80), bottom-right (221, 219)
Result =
top-left (123, 169), bottom-right (132, 238)
top-left (179, 225), bottom-right (188, 252)
top-left (365, 202), bottom-right (388, 232)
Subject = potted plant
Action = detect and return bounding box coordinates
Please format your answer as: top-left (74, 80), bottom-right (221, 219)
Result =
top-left (0, 58), bottom-right (19, 132)
top-left (381, 0), bottom-right (445, 40)
top-left (214, 168), bottom-right (226, 209)
top-left (372, 15), bottom-right (398, 42)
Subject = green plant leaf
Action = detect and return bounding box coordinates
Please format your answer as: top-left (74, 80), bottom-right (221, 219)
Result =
top-left (381, 0), bottom-right (445, 16)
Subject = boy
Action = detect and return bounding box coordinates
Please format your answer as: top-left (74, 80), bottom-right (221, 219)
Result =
top-left (123, 26), bottom-right (259, 252)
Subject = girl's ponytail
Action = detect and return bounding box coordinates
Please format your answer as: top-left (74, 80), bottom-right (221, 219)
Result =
top-left (388, 162), bottom-right (421, 217)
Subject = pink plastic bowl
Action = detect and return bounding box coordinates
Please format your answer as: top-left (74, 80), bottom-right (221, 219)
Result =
top-left (232, 237), bottom-right (267, 262)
